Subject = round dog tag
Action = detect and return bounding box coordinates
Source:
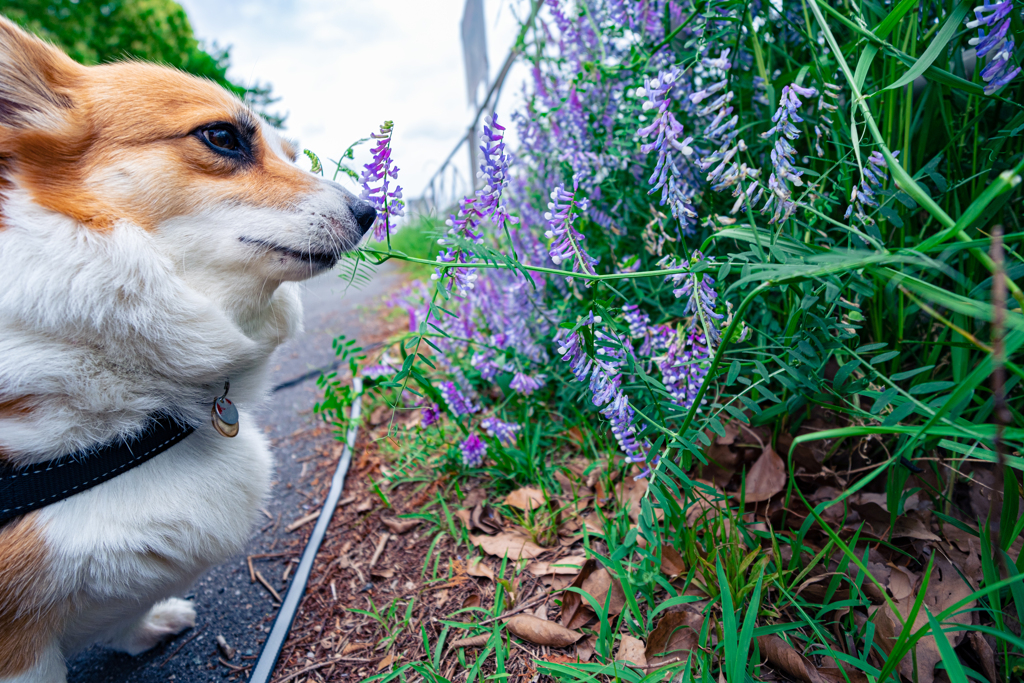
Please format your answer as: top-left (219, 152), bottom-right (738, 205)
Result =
top-left (212, 396), bottom-right (239, 438)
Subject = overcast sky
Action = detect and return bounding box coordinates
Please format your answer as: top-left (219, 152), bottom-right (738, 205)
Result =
top-left (178, 0), bottom-right (529, 205)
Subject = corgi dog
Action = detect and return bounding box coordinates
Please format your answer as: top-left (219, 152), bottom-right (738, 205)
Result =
top-left (0, 17), bottom-right (375, 681)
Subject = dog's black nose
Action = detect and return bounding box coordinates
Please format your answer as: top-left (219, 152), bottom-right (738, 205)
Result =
top-left (351, 201), bottom-right (377, 233)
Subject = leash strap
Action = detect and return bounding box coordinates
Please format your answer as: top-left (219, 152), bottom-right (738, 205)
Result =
top-left (0, 414), bottom-right (194, 525)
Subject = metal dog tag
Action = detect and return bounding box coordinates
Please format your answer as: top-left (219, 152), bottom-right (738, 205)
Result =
top-left (211, 382), bottom-right (239, 438)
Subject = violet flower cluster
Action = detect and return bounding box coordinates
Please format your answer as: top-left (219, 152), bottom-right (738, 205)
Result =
top-left (760, 83), bottom-right (817, 224)
top-left (460, 433), bottom-right (487, 467)
top-left (637, 67), bottom-right (699, 235)
top-left (359, 120), bottom-right (404, 242)
top-left (555, 313), bottom-right (652, 475)
top-left (544, 176), bottom-right (598, 278)
top-left (966, 0), bottom-right (1020, 94)
top-left (481, 416), bottom-right (522, 446)
top-left (845, 150), bottom-right (898, 228)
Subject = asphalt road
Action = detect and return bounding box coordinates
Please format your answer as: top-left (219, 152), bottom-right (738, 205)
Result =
top-left (67, 260), bottom-right (402, 683)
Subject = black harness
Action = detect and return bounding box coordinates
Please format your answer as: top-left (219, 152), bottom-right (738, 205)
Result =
top-left (0, 414), bottom-right (195, 525)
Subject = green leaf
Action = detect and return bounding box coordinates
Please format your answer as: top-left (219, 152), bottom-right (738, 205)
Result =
top-left (885, 0), bottom-right (971, 91)
top-left (909, 381), bottom-right (957, 395)
top-left (871, 351), bottom-right (900, 365)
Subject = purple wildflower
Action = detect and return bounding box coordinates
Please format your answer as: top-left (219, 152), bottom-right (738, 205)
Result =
top-left (439, 381), bottom-right (479, 416)
top-left (510, 371), bottom-right (546, 395)
top-left (421, 403), bottom-right (441, 427)
top-left (659, 329), bottom-right (711, 412)
top-left (760, 83), bottom-right (817, 224)
top-left (481, 417), bottom-right (521, 446)
top-left (476, 114), bottom-right (520, 234)
top-left (359, 120), bottom-right (404, 241)
top-left (967, 0), bottom-right (1020, 94)
top-left (814, 83), bottom-right (841, 156)
top-left (461, 433), bottom-right (487, 467)
top-left (664, 251), bottom-right (725, 348)
top-left (544, 176), bottom-right (598, 279)
top-left (432, 248), bottom-right (479, 297)
top-left (637, 66), bottom-right (699, 235)
top-left (622, 304), bottom-right (651, 338)
top-left (845, 151), bottom-right (898, 228)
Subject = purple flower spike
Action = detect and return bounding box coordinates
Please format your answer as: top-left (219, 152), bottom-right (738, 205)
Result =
top-left (966, 0), bottom-right (1020, 94)
top-left (439, 381), bottom-right (479, 416)
top-left (421, 403), bottom-right (441, 427)
top-left (659, 329), bottom-right (711, 412)
top-left (637, 66), bottom-right (699, 235)
top-left (481, 417), bottom-right (521, 446)
top-left (622, 304), bottom-right (651, 338)
top-left (845, 151), bottom-right (898, 228)
top-left (461, 433), bottom-right (487, 467)
top-left (760, 83), bottom-right (817, 224)
top-left (359, 120), bottom-right (405, 241)
top-left (664, 251), bottom-right (725, 348)
top-left (476, 114), bottom-right (520, 234)
top-left (544, 176), bottom-right (598, 280)
top-left (510, 371), bottom-right (546, 395)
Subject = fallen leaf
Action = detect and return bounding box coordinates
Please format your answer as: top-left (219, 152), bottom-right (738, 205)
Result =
top-left (455, 509), bottom-right (473, 529)
top-left (528, 557), bottom-right (587, 576)
top-left (645, 610), bottom-right (703, 670)
top-left (533, 602), bottom-right (548, 621)
top-left (377, 654), bottom-right (400, 671)
top-left (871, 557), bottom-right (975, 683)
top-left (577, 634), bottom-right (597, 662)
top-left (469, 532), bottom-right (545, 560)
top-left (434, 589), bottom-right (449, 607)
top-left (757, 634), bottom-right (825, 683)
top-left (471, 502), bottom-right (503, 534)
top-left (560, 559), bottom-right (599, 629)
top-left (819, 668), bottom-right (869, 683)
top-left (968, 631), bottom-right (997, 683)
top-left (462, 594), bottom-right (481, 610)
top-left (467, 557), bottom-right (496, 581)
top-left (581, 513), bottom-right (606, 535)
top-left (661, 545), bottom-right (686, 576)
top-left (370, 568), bottom-right (395, 579)
top-left (449, 634), bottom-right (490, 649)
top-left (382, 517), bottom-right (420, 534)
top-left (354, 497), bottom-right (374, 513)
top-left (505, 614), bottom-right (583, 647)
top-left (342, 642), bottom-right (372, 655)
top-left (616, 635), bottom-right (647, 667)
top-left (887, 565), bottom-right (917, 601)
top-left (580, 568), bottom-right (626, 617)
top-left (743, 447), bottom-right (786, 502)
top-left (505, 487), bottom-right (547, 510)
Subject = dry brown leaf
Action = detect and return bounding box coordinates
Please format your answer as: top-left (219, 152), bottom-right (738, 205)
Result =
top-left (455, 509), bottom-right (473, 530)
top-left (581, 513), bottom-right (605, 535)
top-left (661, 545), bottom-right (686, 576)
top-left (371, 568), bottom-right (395, 579)
top-left (505, 614), bottom-right (583, 647)
top-left (377, 653), bottom-right (400, 671)
top-left (449, 634), bottom-right (490, 649)
top-left (462, 594), bottom-right (481, 610)
top-left (577, 634), bottom-right (597, 662)
top-left (467, 557), bottom-right (496, 581)
top-left (616, 635), bottom-right (647, 667)
top-left (560, 559), bottom-right (598, 629)
top-left (888, 565), bottom-right (917, 601)
top-left (342, 642), bottom-right (372, 655)
top-left (968, 632), bottom-right (997, 683)
top-left (505, 487), bottom-right (546, 510)
top-left (580, 568), bottom-right (626, 617)
top-left (382, 517), bottom-right (420, 534)
top-left (871, 558), bottom-right (975, 683)
top-left (534, 602), bottom-right (548, 621)
top-left (819, 668), bottom-right (869, 683)
top-left (354, 497), bottom-right (374, 513)
top-left (645, 610), bottom-right (703, 669)
top-left (469, 532), bottom-right (545, 560)
top-left (757, 634), bottom-right (825, 683)
top-left (528, 557), bottom-right (587, 576)
top-left (743, 447), bottom-right (786, 502)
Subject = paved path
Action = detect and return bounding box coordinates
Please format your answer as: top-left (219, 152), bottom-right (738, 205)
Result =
top-left (68, 260), bottom-right (402, 683)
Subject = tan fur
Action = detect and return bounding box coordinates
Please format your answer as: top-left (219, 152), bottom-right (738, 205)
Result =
top-left (0, 515), bottom-right (62, 677)
top-left (0, 17), bottom-right (319, 232)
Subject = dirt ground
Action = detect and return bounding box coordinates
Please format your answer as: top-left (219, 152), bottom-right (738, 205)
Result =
top-left (67, 261), bottom-right (406, 683)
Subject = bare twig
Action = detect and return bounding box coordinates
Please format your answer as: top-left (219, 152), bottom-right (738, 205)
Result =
top-left (255, 570), bottom-right (283, 603)
top-left (158, 624), bottom-right (206, 667)
top-left (286, 511), bottom-right (320, 533)
top-left (368, 533), bottom-right (391, 569)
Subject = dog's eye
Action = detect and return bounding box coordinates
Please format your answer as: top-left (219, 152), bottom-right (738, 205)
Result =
top-left (203, 126), bottom-right (239, 151)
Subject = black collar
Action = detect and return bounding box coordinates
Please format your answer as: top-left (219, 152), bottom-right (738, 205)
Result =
top-left (0, 414), bottom-right (194, 525)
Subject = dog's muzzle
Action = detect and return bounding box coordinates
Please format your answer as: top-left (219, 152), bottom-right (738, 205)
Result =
top-left (350, 201), bottom-right (377, 233)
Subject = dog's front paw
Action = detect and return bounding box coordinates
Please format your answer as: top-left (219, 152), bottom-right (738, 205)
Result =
top-left (113, 597), bottom-right (197, 655)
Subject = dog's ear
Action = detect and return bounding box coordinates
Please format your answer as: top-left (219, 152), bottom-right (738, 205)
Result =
top-left (0, 16), bottom-right (81, 130)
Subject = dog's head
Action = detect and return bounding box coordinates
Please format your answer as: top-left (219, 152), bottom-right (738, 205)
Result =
top-left (0, 16), bottom-right (374, 284)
